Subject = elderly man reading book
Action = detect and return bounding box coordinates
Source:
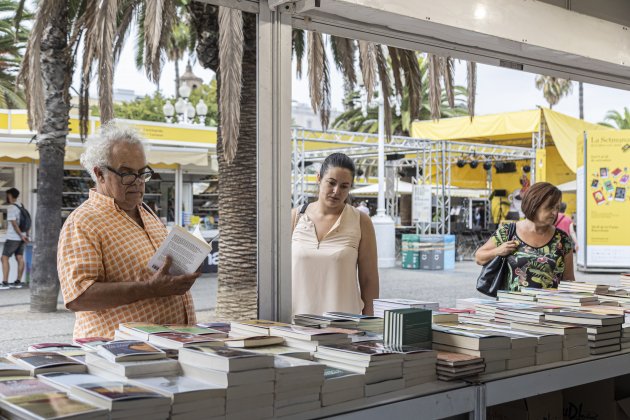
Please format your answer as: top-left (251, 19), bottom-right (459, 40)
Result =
top-left (57, 123), bottom-right (199, 339)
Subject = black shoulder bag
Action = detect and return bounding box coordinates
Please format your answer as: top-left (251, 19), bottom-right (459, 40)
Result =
top-left (476, 222), bottom-right (517, 297)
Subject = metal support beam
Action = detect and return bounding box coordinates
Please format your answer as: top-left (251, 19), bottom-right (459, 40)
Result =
top-left (258, 2), bottom-right (293, 322)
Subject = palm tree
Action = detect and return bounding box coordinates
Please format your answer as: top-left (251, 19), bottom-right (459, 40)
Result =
top-left (599, 107), bottom-right (630, 129)
top-left (19, 0), bottom-right (176, 312)
top-left (534, 75), bottom-right (573, 109)
top-left (188, 4), bottom-right (258, 320)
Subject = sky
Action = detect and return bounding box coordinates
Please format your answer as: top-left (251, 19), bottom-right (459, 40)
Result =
top-left (109, 35), bottom-right (630, 125)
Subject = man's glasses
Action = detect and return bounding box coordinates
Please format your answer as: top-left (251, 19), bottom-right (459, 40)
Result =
top-left (105, 166), bottom-right (154, 185)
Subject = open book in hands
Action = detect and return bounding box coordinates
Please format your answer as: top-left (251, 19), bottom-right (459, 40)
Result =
top-left (148, 226), bottom-right (213, 275)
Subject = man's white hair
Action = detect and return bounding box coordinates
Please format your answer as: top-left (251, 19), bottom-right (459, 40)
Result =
top-left (80, 122), bottom-right (146, 182)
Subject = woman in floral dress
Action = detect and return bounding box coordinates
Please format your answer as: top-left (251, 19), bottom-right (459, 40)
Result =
top-left (475, 182), bottom-right (574, 290)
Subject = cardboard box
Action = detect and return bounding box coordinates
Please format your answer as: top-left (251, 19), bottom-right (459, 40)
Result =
top-left (563, 379), bottom-right (616, 420)
top-left (488, 391), bottom-right (562, 420)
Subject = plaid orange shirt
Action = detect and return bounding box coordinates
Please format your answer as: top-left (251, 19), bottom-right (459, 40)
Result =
top-left (58, 189), bottom-right (196, 339)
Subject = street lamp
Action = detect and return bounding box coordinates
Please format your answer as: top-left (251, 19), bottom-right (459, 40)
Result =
top-left (162, 84), bottom-right (208, 125)
top-left (360, 83), bottom-right (396, 268)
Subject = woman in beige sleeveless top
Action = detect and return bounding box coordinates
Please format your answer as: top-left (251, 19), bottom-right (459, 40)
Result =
top-left (292, 153), bottom-right (379, 316)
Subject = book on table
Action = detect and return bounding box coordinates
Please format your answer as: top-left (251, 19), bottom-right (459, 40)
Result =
top-left (437, 351), bottom-right (484, 368)
top-left (431, 325), bottom-right (511, 350)
top-left (147, 332), bottom-right (224, 349)
top-left (117, 323), bottom-right (172, 341)
top-left (292, 314), bottom-right (359, 328)
top-left (7, 352), bottom-right (86, 375)
top-left (195, 322), bottom-right (231, 333)
top-left (229, 320), bottom-right (291, 336)
top-left (73, 337), bottom-right (111, 352)
top-left (0, 358), bottom-right (30, 377)
top-left (268, 325), bottom-right (349, 342)
top-left (27, 343), bottom-right (83, 352)
top-left (242, 345), bottom-right (312, 360)
top-left (0, 392), bottom-right (108, 420)
top-left (85, 352), bottom-right (179, 379)
top-left (509, 321), bottom-right (587, 336)
top-left (316, 341), bottom-right (404, 363)
top-left (163, 324), bottom-right (228, 337)
top-left (96, 341), bottom-right (166, 363)
top-left (543, 311), bottom-right (624, 326)
top-left (127, 375), bottom-right (226, 404)
top-left (0, 376), bottom-right (59, 398)
top-left (220, 335), bottom-right (284, 348)
top-left (178, 346), bottom-right (274, 372)
top-left (68, 381), bottom-right (171, 412)
top-left (384, 308), bottom-right (432, 347)
top-left (180, 363), bottom-right (275, 388)
top-left (36, 372), bottom-right (108, 393)
top-left (147, 225), bottom-right (212, 275)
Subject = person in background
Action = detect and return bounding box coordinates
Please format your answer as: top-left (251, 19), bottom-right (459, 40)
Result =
top-left (1, 188), bottom-right (29, 289)
top-left (570, 212), bottom-right (578, 252)
top-left (57, 123), bottom-right (199, 339)
top-left (356, 201), bottom-right (370, 215)
top-left (554, 202), bottom-right (572, 236)
top-left (292, 153), bottom-right (379, 316)
top-left (475, 182), bottom-right (574, 291)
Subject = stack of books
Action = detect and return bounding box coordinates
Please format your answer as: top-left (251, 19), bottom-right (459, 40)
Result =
top-left (384, 344), bottom-right (437, 387)
top-left (324, 312), bottom-right (384, 334)
top-left (313, 341), bottom-right (405, 397)
top-left (229, 320), bottom-right (290, 336)
top-left (67, 380), bottom-right (172, 419)
top-left (321, 366), bottom-right (364, 406)
top-left (243, 345), bottom-right (312, 360)
top-left (543, 311), bottom-right (624, 355)
top-left (383, 308), bottom-right (432, 348)
top-left (493, 305), bottom-right (547, 325)
top-left (454, 297), bottom-right (496, 310)
top-left (432, 325), bottom-right (509, 373)
top-left (558, 281), bottom-right (609, 295)
top-left (509, 321), bottom-right (585, 362)
top-left (619, 273), bottom-right (630, 289)
top-left (535, 292), bottom-right (599, 308)
top-left (373, 299), bottom-right (439, 318)
top-left (7, 351), bottom-right (86, 375)
top-left (73, 337), bottom-right (111, 352)
top-left (129, 376), bottom-right (226, 420)
top-left (178, 347), bottom-right (275, 420)
top-left (436, 352), bottom-right (485, 381)
top-left (85, 341), bottom-right (179, 380)
top-left (496, 291), bottom-right (538, 303)
top-left (268, 325), bottom-right (351, 352)
top-left (292, 314), bottom-right (358, 329)
top-left (272, 356), bottom-right (324, 417)
top-left (431, 311), bottom-right (459, 323)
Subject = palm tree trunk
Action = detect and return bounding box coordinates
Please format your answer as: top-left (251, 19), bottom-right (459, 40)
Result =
top-left (31, 4), bottom-right (70, 312)
top-left (190, 5), bottom-right (257, 319)
top-left (214, 12), bottom-right (257, 320)
top-left (579, 81), bottom-right (584, 119)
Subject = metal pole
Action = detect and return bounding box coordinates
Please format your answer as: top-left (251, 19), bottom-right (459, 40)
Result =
top-left (376, 95), bottom-right (386, 216)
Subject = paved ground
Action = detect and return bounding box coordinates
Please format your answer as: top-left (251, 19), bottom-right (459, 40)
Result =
top-left (0, 262), bottom-right (620, 354)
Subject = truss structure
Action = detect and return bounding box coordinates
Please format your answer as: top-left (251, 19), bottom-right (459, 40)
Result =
top-left (291, 128), bottom-right (536, 234)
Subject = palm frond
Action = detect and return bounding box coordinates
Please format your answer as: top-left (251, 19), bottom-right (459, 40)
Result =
top-left (13, 0), bottom-right (26, 42)
top-left (292, 28), bottom-right (304, 79)
top-left (400, 49), bottom-right (422, 123)
top-left (330, 35), bottom-right (356, 89)
top-left (218, 6), bottom-right (243, 164)
top-left (467, 61), bottom-right (477, 119)
top-left (307, 31), bottom-right (323, 116)
top-left (387, 46), bottom-right (404, 98)
top-left (440, 56), bottom-right (455, 108)
top-left (113, 1), bottom-right (136, 64)
top-left (18, 0), bottom-right (59, 131)
top-left (427, 54), bottom-right (441, 120)
top-left (320, 42), bottom-right (331, 130)
top-left (375, 44), bottom-right (392, 140)
top-left (135, 3), bottom-right (146, 71)
top-left (358, 40), bottom-right (376, 103)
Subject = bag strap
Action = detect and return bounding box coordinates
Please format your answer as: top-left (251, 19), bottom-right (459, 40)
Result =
top-left (291, 203), bottom-right (309, 233)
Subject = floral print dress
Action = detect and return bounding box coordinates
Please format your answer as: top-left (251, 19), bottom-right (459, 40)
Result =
top-left (492, 223), bottom-right (573, 291)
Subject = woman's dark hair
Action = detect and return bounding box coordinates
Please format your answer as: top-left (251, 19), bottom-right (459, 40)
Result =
top-left (319, 153), bottom-right (355, 180)
top-left (521, 182), bottom-right (562, 221)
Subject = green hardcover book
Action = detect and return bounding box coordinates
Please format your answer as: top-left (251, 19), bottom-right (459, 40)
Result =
top-left (385, 308), bottom-right (432, 347)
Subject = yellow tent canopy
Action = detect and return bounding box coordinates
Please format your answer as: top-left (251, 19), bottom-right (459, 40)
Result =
top-left (410, 108), bottom-right (607, 173)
